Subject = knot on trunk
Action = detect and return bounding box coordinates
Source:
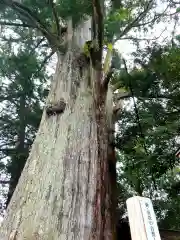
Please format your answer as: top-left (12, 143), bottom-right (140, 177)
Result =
top-left (73, 52), bottom-right (90, 74)
top-left (46, 98), bottom-right (66, 116)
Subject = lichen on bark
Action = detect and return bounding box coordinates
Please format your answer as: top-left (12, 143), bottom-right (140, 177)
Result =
top-left (0, 20), bottom-right (115, 240)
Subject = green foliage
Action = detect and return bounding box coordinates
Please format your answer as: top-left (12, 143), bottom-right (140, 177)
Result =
top-left (0, 0), bottom-right (93, 47)
top-left (0, 0), bottom-right (177, 50)
top-left (176, 7), bottom-right (180, 13)
top-left (22, 0), bottom-right (93, 27)
top-left (56, 0), bottom-right (92, 26)
top-left (0, 35), bottom-right (49, 207)
top-left (105, 7), bottom-right (132, 41)
top-left (114, 42), bottom-right (180, 228)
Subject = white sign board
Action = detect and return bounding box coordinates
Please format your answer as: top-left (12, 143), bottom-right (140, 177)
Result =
top-left (126, 196), bottom-right (161, 240)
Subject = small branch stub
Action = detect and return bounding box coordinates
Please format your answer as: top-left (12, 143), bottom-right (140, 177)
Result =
top-left (46, 99), bottom-right (66, 116)
top-left (9, 230), bottom-right (17, 240)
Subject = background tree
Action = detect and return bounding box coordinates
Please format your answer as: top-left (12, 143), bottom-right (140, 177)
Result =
top-left (115, 40), bottom-right (180, 229)
top-left (0, 32), bottom-right (50, 209)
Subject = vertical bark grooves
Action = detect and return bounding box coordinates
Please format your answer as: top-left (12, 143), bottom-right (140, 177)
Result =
top-left (0, 20), bottom-right (115, 240)
top-left (107, 87), bottom-right (118, 240)
top-left (89, 69), bottom-right (114, 240)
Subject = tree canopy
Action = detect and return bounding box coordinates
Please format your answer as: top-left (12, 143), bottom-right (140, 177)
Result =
top-left (115, 41), bottom-right (180, 229)
top-left (0, 29), bottom-right (50, 209)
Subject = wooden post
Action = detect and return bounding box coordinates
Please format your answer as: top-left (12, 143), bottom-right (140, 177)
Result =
top-left (126, 196), bottom-right (161, 240)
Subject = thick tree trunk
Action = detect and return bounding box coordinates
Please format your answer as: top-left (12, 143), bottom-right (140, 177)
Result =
top-left (0, 20), bottom-right (115, 240)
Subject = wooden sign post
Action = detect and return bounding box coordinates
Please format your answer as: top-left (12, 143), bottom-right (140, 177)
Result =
top-left (126, 196), bottom-right (161, 240)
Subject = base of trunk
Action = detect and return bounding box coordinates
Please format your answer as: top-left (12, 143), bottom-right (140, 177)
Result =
top-left (0, 50), bottom-right (115, 240)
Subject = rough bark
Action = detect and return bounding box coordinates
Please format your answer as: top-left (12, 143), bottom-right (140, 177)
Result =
top-left (0, 20), bottom-right (115, 240)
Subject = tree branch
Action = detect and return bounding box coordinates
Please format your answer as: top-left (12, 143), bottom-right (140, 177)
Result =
top-left (139, 95), bottom-right (174, 100)
top-left (0, 35), bottom-right (26, 43)
top-left (0, 20), bottom-right (34, 28)
top-left (134, 4), bottom-right (179, 29)
top-left (30, 50), bottom-right (55, 81)
top-left (114, 92), bottom-right (131, 100)
top-left (114, 91), bottom-right (176, 101)
top-left (0, 180), bottom-right (10, 185)
top-left (120, 28), bottom-right (167, 42)
top-left (0, 148), bottom-right (15, 153)
top-left (1, 0), bottom-right (54, 45)
top-left (49, 0), bottom-right (60, 36)
top-left (41, 50), bottom-right (55, 68)
top-left (29, 37), bottom-right (46, 55)
top-left (113, 0), bottom-right (154, 42)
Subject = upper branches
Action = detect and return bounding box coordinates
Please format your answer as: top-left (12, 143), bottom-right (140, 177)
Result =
top-left (0, 20), bottom-right (34, 28)
top-left (105, 0), bottom-right (180, 45)
top-left (48, 0), bottom-right (61, 36)
top-left (1, 1), bottom-right (49, 32)
top-left (113, 0), bottom-right (154, 43)
top-left (0, 0), bottom-right (66, 50)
